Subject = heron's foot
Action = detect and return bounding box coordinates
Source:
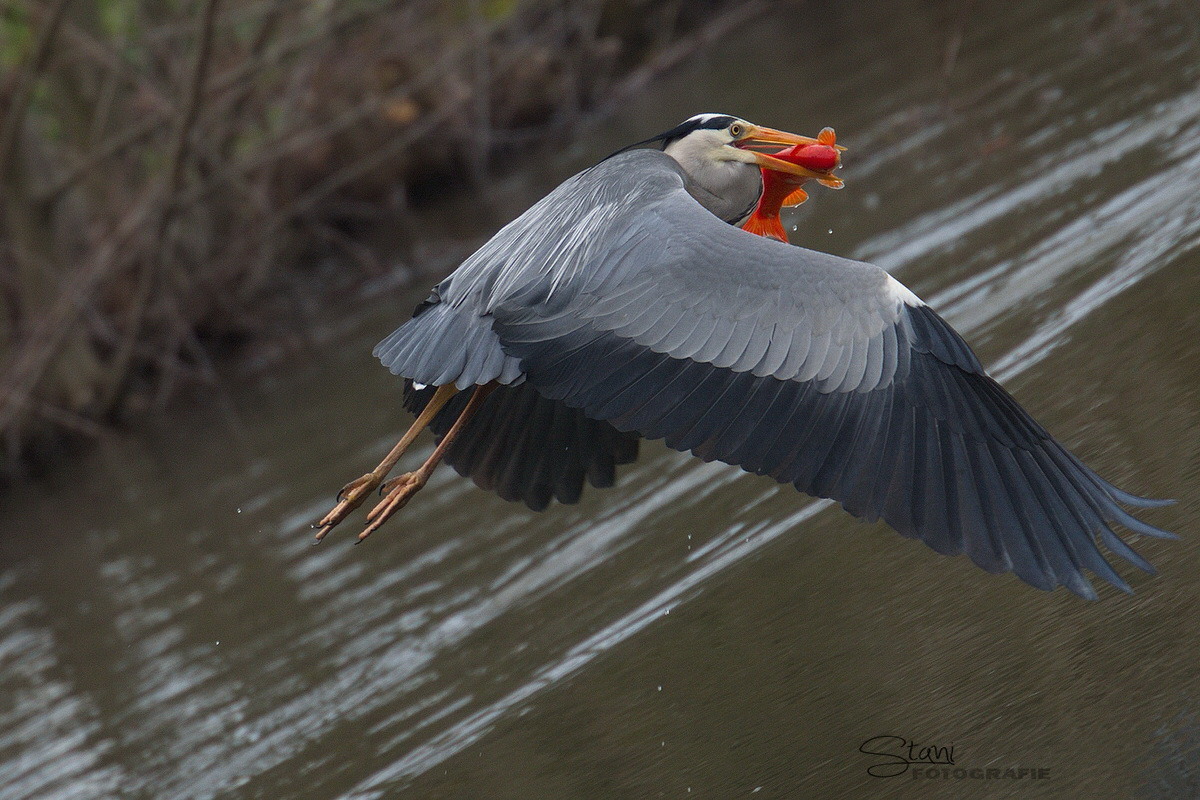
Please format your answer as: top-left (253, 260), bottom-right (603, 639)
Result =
top-left (314, 473), bottom-right (381, 541)
top-left (357, 472), bottom-right (426, 542)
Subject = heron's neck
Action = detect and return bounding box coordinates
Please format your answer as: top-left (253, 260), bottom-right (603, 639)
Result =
top-left (680, 159), bottom-right (763, 225)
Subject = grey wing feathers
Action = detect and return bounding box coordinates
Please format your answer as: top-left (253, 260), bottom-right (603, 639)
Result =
top-left (570, 189), bottom-right (919, 392)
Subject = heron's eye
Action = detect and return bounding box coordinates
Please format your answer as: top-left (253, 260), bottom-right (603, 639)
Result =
top-left (729, 123), bottom-right (744, 138)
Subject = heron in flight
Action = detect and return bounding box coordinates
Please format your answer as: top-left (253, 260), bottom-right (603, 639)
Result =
top-left (315, 113), bottom-right (1174, 599)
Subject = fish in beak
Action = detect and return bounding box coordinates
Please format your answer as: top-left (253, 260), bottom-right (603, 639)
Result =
top-left (742, 127), bottom-right (843, 243)
top-left (735, 124), bottom-right (846, 185)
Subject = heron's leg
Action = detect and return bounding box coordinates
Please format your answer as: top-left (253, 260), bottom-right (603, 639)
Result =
top-left (314, 384), bottom-right (458, 541)
top-left (357, 383), bottom-right (496, 542)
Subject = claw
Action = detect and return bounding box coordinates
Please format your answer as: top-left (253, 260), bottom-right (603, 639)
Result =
top-left (314, 473), bottom-right (381, 541)
top-left (359, 473), bottom-right (425, 541)
top-left (377, 473), bottom-right (417, 499)
top-left (314, 383), bottom-right (493, 544)
top-left (309, 384), bottom-right (461, 542)
top-left (367, 474), bottom-right (419, 523)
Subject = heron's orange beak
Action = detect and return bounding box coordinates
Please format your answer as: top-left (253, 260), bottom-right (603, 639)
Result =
top-left (736, 125), bottom-right (846, 186)
top-left (735, 124), bottom-right (848, 152)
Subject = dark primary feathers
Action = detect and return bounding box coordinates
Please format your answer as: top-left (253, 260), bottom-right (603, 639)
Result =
top-left (405, 380), bottom-right (639, 511)
top-left (378, 148), bottom-right (1174, 599)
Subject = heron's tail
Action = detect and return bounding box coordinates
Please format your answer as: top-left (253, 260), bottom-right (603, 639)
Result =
top-left (373, 295), bottom-right (523, 388)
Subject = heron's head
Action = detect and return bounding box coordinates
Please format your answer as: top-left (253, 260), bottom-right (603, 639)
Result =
top-left (637, 114), bottom-right (840, 222)
top-left (657, 113), bottom-right (837, 180)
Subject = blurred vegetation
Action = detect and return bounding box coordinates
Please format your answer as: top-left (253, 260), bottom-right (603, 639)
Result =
top-left (0, 0), bottom-right (766, 476)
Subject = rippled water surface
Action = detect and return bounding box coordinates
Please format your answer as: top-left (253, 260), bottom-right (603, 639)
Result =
top-left (5, 0), bottom-right (1200, 797)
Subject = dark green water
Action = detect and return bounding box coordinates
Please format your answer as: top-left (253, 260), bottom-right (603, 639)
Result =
top-left (5, 1), bottom-right (1200, 797)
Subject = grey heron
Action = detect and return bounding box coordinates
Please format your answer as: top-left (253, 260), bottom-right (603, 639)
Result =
top-left (314, 113), bottom-right (1174, 599)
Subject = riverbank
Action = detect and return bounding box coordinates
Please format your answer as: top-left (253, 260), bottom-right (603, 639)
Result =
top-left (0, 0), bottom-right (768, 479)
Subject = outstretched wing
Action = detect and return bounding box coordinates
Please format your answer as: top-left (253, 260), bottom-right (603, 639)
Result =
top-left (488, 163), bottom-right (1174, 599)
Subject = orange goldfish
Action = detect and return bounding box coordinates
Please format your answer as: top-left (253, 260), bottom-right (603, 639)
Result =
top-left (742, 127), bottom-right (843, 243)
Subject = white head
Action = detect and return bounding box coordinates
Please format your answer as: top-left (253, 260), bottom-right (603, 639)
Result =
top-left (661, 115), bottom-right (761, 221)
top-left (660, 114), bottom-right (759, 167)
top-left (636, 113), bottom-right (830, 223)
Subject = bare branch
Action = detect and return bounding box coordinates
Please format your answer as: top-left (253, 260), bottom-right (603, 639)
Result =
top-left (100, 0), bottom-right (223, 414)
top-left (0, 0), bottom-right (74, 181)
top-left (0, 195), bottom-right (154, 436)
